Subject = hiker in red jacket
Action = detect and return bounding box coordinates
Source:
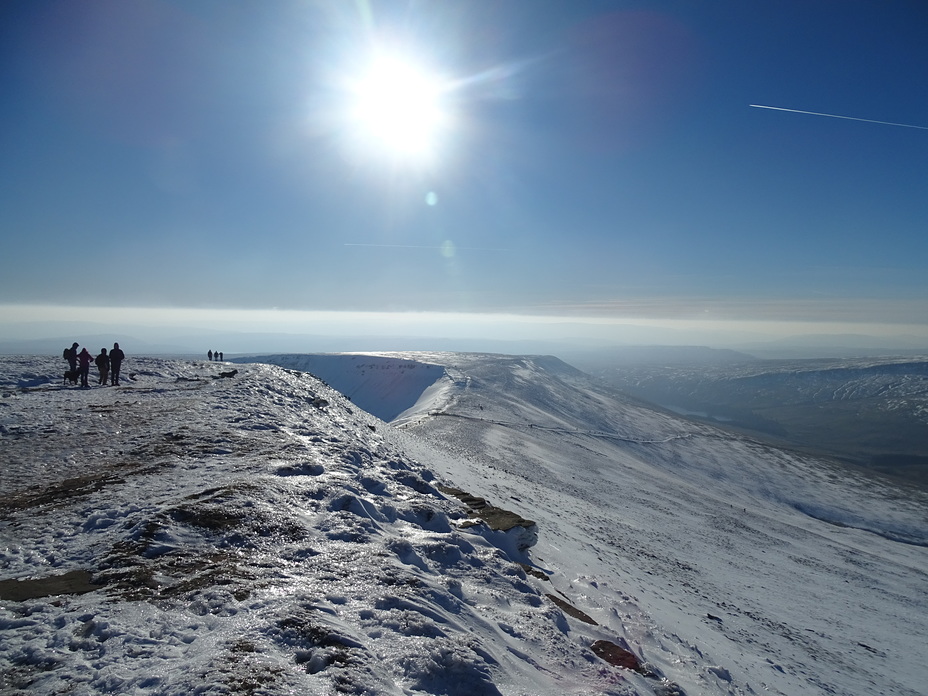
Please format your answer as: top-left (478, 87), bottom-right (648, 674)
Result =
top-left (77, 348), bottom-right (93, 388)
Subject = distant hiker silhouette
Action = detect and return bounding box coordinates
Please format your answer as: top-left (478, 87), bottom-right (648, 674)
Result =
top-left (110, 342), bottom-right (125, 385)
top-left (95, 348), bottom-right (110, 385)
top-left (219, 351), bottom-right (223, 361)
top-left (208, 350), bottom-right (213, 361)
top-left (64, 342), bottom-right (78, 372)
top-left (77, 348), bottom-right (93, 388)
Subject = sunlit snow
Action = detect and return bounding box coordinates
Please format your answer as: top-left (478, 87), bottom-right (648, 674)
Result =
top-left (1, 353), bottom-right (926, 695)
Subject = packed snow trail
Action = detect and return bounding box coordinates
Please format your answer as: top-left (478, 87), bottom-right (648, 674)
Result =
top-left (421, 410), bottom-right (700, 445)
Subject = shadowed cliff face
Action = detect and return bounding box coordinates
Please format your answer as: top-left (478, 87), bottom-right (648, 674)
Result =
top-left (233, 354), bottom-right (447, 422)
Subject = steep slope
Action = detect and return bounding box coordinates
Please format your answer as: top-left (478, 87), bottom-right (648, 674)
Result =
top-left (372, 352), bottom-right (928, 696)
top-left (0, 356), bottom-right (681, 696)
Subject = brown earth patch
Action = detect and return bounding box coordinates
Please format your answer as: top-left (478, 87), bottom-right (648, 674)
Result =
top-left (0, 569), bottom-right (102, 601)
top-left (590, 639), bottom-right (642, 670)
top-left (0, 474), bottom-right (124, 517)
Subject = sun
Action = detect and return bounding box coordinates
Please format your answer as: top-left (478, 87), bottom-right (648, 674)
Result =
top-left (346, 53), bottom-right (452, 164)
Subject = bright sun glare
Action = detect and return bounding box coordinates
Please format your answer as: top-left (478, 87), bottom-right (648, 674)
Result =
top-left (347, 53), bottom-right (451, 163)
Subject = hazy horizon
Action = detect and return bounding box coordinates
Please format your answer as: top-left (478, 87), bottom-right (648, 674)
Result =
top-left (3, 303), bottom-right (928, 359)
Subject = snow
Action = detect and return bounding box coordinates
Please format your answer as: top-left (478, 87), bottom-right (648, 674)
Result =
top-left (239, 354), bottom-right (448, 423)
top-left (2, 353), bottom-right (927, 696)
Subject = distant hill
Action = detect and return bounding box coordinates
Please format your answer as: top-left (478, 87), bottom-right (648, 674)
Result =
top-left (562, 345), bottom-right (758, 370)
top-left (591, 356), bottom-right (928, 483)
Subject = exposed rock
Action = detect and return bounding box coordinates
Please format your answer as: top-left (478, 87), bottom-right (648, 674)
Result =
top-left (546, 594), bottom-right (598, 625)
top-left (439, 485), bottom-right (538, 551)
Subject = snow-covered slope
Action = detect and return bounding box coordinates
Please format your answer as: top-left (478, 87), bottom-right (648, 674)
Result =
top-left (1, 356), bottom-right (679, 695)
top-left (2, 353), bottom-right (927, 696)
top-left (263, 351), bottom-right (928, 696)
top-left (380, 352), bottom-right (928, 696)
top-left (235, 353), bottom-right (447, 423)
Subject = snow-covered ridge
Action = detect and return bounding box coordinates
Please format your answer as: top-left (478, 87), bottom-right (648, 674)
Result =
top-left (2, 353), bottom-right (927, 695)
top-left (0, 356), bottom-right (683, 695)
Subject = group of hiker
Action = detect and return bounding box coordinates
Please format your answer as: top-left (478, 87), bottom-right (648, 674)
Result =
top-left (207, 350), bottom-right (224, 361)
top-left (64, 342), bottom-right (125, 388)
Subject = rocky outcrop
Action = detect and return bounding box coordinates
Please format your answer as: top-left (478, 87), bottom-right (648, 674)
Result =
top-left (439, 486), bottom-right (538, 551)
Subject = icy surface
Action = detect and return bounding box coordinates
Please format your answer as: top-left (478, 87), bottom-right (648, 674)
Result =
top-left (2, 353), bottom-right (927, 695)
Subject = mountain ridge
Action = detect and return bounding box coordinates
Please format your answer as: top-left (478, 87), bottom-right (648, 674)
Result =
top-left (1, 353), bottom-right (926, 695)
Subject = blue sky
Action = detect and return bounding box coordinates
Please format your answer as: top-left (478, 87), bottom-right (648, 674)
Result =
top-left (2, 1), bottom-right (927, 346)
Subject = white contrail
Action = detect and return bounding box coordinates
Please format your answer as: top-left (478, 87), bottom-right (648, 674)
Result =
top-left (750, 104), bottom-right (928, 130)
top-left (344, 243), bottom-right (510, 252)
